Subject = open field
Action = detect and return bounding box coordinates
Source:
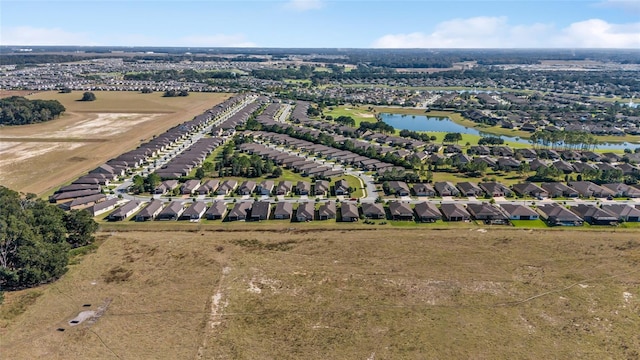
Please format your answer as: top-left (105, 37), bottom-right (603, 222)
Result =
top-left (2, 228), bottom-right (639, 359)
top-left (0, 91), bottom-right (231, 195)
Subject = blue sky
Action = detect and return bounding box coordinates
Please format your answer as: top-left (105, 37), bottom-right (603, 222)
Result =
top-left (1, 0), bottom-right (639, 48)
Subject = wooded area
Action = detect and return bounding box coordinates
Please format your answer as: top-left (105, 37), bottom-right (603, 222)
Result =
top-left (0, 186), bottom-right (98, 292)
top-left (0, 96), bottom-right (65, 125)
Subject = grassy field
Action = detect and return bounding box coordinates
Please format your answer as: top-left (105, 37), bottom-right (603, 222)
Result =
top-left (431, 168), bottom-right (532, 186)
top-left (2, 228), bottom-right (639, 359)
top-left (0, 91), bottom-right (231, 195)
top-left (323, 105), bottom-right (377, 127)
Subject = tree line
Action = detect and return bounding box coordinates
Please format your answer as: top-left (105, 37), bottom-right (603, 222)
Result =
top-left (0, 186), bottom-right (98, 290)
top-left (529, 130), bottom-right (600, 151)
top-left (0, 96), bottom-right (66, 125)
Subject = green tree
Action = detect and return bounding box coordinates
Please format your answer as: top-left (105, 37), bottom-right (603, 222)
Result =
top-left (0, 186), bottom-right (76, 289)
top-left (443, 132), bottom-right (463, 144)
top-left (64, 210), bottom-right (99, 248)
top-left (195, 167), bottom-right (206, 180)
top-left (80, 92), bottom-right (96, 101)
top-left (144, 173), bottom-right (161, 192)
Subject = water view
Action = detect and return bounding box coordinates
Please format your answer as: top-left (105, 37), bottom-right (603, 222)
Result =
top-left (381, 113), bottom-right (639, 150)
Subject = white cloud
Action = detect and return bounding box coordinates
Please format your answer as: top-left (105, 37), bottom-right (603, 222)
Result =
top-left (178, 34), bottom-right (257, 47)
top-left (371, 17), bottom-right (640, 48)
top-left (554, 19), bottom-right (640, 48)
top-left (0, 26), bottom-right (95, 46)
top-left (284, 0), bottom-right (324, 11)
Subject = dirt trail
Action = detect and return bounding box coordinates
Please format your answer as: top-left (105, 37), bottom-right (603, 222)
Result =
top-left (195, 266), bottom-right (231, 360)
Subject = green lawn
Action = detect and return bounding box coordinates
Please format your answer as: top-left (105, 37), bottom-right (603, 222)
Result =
top-left (336, 174), bottom-right (365, 198)
top-left (431, 170), bottom-right (532, 187)
top-left (619, 222), bottom-right (640, 229)
top-left (323, 105), bottom-right (378, 127)
top-left (510, 219), bottom-right (549, 228)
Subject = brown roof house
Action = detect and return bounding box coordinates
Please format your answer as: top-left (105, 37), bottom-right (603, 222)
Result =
top-left (414, 202), bottom-right (442, 222)
top-left (341, 202), bottom-right (359, 222)
top-left (388, 201), bottom-right (413, 221)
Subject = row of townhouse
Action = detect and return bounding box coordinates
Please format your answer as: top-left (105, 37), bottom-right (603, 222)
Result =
top-left (155, 177), bottom-right (350, 197)
top-left (105, 200), bottom-right (338, 222)
top-left (383, 180), bottom-right (640, 199)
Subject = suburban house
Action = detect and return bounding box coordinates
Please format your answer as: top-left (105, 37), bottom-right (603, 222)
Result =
top-left (499, 204), bottom-right (539, 220)
top-left (205, 201), bottom-right (228, 220)
top-left (479, 182), bottom-right (512, 197)
top-left (318, 202), bottom-right (337, 220)
top-left (314, 180), bottom-right (330, 196)
top-left (107, 200), bottom-right (142, 221)
top-left (456, 182), bottom-right (484, 197)
top-left (250, 201), bottom-right (271, 221)
top-left (341, 202), bottom-right (359, 222)
top-left (570, 204), bottom-right (618, 225)
top-left (181, 180), bottom-right (201, 195)
top-left (551, 160), bottom-right (574, 174)
top-left (434, 181), bottom-right (460, 197)
top-left (196, 180), bottom-right (219, 196)
top-left (537, 203), bottom-right (584, 226)
top-left (466, 203), bottom-right (509, 224)
top-left (237, 181), bottom-right (257, 195)
top-left (388, 201), bottom-right (413, 221)
top-left (568, 181), bottom-right (615, 198)
top-left (439, 203), bottom-right (470, 222)
top-left (156, 201), bottom-right (185, 221)
top-left (49, 189), bottom-right (102, 204)
top-left (601, 204), bottom-right (640, 222)
top-left (257, 180), bottom-right (275, 196)
top-left (361, 202), bottom-right (385, 219)
top-left (602, 183), bottom-right (640, 198)
top-left (273, 202), bottom-right (293, 220)
top-left (154, 180), bottom-right (179, 194)
top-left (388, 181), bottom-right (410, 196)
top-left (58, 194), bottom-right (106, 211)
top-left (511, 182), bottom-right (548, 198)
top-left (295, 181), bottom-right (311, 195)
top-left (334, 179), bottom-right (350, 196)
top-left (541, 182), bottom-right (579, 198)
top-left (86, 198), bottom-right (119, 217)
top-left (295, 202), bottom-right (315, 222)
top-left (414, 202), bottom-right (442, 222)
top-left (413, 183), bottom-right (436, 197)
top-left (180, 201), bottom-right (207, 220)
top-left (89, 164), bottom-right (125, 181)
top-left (217, 180), bottom-right (238, 195)
top-left (275, 181), bottom-right (293, 196)
top-left (135, 199), bottom-right (164, 222)
top-left (228, 202), bottom-right (251, 221)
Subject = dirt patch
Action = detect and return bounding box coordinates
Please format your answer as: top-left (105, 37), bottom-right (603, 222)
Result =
top-left (69, 311), bottom-right (95, 326)
top-left (0, 91), bottom-right (231, 194)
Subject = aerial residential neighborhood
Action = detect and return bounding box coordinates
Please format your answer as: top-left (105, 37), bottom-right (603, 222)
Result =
top-left (2, 3), bottom-right (640, 355)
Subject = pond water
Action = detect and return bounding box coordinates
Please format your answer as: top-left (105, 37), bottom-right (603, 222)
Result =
top-left (380, 113), bottom-right (639, 150)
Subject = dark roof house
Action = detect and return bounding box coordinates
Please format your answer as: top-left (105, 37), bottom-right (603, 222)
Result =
top-left (414, 202), bottom-right (442, 222)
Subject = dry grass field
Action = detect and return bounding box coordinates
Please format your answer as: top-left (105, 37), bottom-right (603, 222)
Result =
top-left (0, 91), bottom-right (231, 195)
top-left (2, 228), bottom-right (639, 359)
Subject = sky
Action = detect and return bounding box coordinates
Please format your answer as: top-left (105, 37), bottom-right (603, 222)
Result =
top-left (1, 0), bottom-right (639, 48)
